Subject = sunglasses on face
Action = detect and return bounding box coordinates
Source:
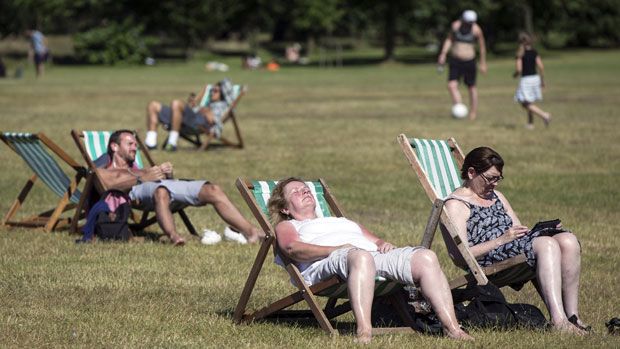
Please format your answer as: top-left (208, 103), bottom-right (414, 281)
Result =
top-left (480, 173), bottom-right (504, 184)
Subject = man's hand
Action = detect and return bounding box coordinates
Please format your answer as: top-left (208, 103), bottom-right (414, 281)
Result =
top-left (159, 162), bottom-right (174, 179)
top-left (141, 166), bottom-right (166, 182)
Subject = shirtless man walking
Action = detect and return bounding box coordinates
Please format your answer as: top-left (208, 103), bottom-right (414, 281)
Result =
top-left (437, 10), bottom-right (487, 120)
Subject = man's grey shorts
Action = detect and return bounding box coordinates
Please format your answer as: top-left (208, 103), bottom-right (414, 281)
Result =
top-left (301, 246), bottom-right (424, 286)
top-left (129, 179), bottom-right (208, 211)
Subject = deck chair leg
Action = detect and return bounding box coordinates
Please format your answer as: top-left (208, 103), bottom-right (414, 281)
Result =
top-left (178, 209), bottom-right (198, 236)
top-left (71, 173), bottom-right (94, 234)
top-left (44, 193), bottom-right (72, 232)
top-left (287, 265), bottom-right (338, 335)
top-left (230, 112), bottom-right (244, 148)
top-left (421, 199), bottom-right (444, 248)
top-left (3, 175), bottom-right (38, 225)
top-left (233, 236), bottom-right (275, 323)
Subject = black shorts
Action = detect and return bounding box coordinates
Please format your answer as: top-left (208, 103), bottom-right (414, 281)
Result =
top-left (158, 105), bottom-right (204, 128)
top-left (34, 52), bottom-right (49, 65)
top-left (448, 58), bottom-right (477, 86)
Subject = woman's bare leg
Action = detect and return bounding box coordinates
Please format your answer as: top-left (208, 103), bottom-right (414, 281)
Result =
top-left (346, 249), bottom-right (376, 344)
top-left (411, 249), bottom-right (473, 340)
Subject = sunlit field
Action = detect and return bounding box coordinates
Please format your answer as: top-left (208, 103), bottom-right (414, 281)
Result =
top-left (1, 48), bottom-right (619, 347)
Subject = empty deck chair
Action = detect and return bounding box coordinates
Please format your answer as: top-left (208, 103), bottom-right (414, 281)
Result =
top-left (1, 132), bottom-right (87, 232)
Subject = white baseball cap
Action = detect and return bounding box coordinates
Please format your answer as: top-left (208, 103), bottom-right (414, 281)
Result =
top-left (462, 10), bottom-right (477, 23)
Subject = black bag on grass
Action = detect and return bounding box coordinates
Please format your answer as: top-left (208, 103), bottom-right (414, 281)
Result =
top-left (454, 283), bottom-right (548, 330)
top-left (95, 201), bottom-right (131, 241)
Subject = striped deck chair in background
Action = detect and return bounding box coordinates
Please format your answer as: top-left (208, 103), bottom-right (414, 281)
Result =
top-left (167, 84), bottom-right (246, 150)
top-left (233, 178), bottom-right (418, 336)
top-left (1, 132), bottom-right (88, 232)
top-left (70, 130), bottom-right (198, 236)
top-left (397, 134), bottom-right (535, 290)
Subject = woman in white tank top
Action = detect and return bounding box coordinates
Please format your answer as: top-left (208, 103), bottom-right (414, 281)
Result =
top-left (268, 178), bottom-right (473, 343)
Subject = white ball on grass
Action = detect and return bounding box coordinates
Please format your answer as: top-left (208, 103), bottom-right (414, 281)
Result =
top-left (451, 103), bottom-right (468, 119)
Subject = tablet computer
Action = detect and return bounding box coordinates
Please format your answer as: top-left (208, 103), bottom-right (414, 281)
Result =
top-left (531, 219), bottom-right (563, 236)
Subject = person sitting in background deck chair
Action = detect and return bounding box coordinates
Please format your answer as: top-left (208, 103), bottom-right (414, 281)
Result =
top-left (95, 129), bottom-right (264, 245)
top-left (144, 81), bottom-right (230, 151)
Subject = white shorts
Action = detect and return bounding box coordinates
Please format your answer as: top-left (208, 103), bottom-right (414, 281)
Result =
top-left (514, 75), bottom-right (543, 103)
top-left (129, 179), bottom-right (207, 211)
top-left (300, 246), bottom-right (423, 286)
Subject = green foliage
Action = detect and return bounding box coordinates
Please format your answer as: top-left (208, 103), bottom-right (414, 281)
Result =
top-left (73, 20), bottom-right (157, 65)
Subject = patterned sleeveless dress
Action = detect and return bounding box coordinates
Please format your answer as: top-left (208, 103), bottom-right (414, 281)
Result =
top-left (450, 192), bottom-right (540, 267)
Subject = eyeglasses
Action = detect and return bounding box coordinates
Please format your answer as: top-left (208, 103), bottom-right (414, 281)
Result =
top-left (480, 173), bottom-right (504, 184)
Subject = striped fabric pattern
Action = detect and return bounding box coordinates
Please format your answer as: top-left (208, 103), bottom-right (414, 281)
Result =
top-left (251, 180), bottom-right (331, 218)
top-left (82, 131), bottom-right (144, 169)
top-left (3, 132), bottom-right (81, 203)
top-left (198, 84), bottom-right (241, 107)
top-left (411, 138), bottom-right (462, 199)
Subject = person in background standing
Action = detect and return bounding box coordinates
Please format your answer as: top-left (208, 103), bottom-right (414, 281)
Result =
top-left (26, 29), bottom-right (49, 78)
top-left (437, 10), bottom-right (487, 120)
top-left (513, 32), bottom-right (551, 129)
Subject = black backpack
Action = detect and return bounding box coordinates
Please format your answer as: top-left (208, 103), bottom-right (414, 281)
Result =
top-left (454, 283), bottom-right (549, 330)
top-left (94, 190), bottom-right (131, 241)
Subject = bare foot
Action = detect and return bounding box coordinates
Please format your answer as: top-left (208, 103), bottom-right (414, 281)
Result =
top-left (171, 234), bottom-right (186, 246)
top-left (354, 330), bottom-right (372, 344)
top-left (468, 112), bottom-right (477, 121)
top-left (246, 227), bottom-right (266, 244)
top-left (553, 321), bottom-right (587, 336)
top-left (444, 327), bottom-right (474, 340)
top-left (543, 114), bottom-right (552, 127)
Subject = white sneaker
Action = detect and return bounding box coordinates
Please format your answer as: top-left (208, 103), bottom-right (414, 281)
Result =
top-left (201, 229), bottom-right (222, 245)
top-left (223, 226), bottom-right (248, 244)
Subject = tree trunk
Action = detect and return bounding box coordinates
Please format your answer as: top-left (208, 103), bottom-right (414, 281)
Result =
top-left (520, 1), bottom-right (534, 34)
top-left (383, 2), bottom-right (396, 61)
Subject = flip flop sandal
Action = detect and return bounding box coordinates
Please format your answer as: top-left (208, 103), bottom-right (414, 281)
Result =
top-left (607, 317), bottom-right (620, 335)
top-left (568, 315), bottom-right (592, 332)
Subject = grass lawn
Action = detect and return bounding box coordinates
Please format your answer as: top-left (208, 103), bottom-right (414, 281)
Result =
top-left (0, 48), bottom-right (619, 348)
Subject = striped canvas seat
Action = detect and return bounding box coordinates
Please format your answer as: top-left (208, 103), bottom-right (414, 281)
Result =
top-left (81, 131), bottom-right (145, 169)
top-left (234, 178), bottom-right (414, 335)
top-left (1, 132), bottom-right (87, 232)
top-left (398, 134), bottom-right (535, 290)
top-left (410, 138), bottom-right (462, 200)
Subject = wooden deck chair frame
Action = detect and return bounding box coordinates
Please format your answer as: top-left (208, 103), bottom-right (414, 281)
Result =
top-left (70, 129), bottom-right (198, 237)
top-left (397, 134), bottom-right (535, 290)
top-left (1, 132), bottom-right (88, 232)
top-left (167, 84), bottom-right (246, 151)
top-left (233, 178), bottom-right (419, 336)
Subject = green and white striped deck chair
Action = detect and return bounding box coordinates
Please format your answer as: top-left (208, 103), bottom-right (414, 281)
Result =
top-left (70, 130), bottom-right (198, 236)
top-left (233, 178), bottom-right (417, 336)
top-left (173, 84), bottom-right (246, 150)
top-left (398, 134), bottom-right (534, 290)
top-left (1, 132), bottom-right (87, 232)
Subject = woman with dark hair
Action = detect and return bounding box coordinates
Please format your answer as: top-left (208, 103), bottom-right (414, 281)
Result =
top-left (268, 177), bottom-right (473, 343)
top-left (444, 147), bottom-right (589, 335)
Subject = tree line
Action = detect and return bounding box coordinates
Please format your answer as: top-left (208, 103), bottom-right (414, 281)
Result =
top-left (1, 0), bottom-right (618, 64)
